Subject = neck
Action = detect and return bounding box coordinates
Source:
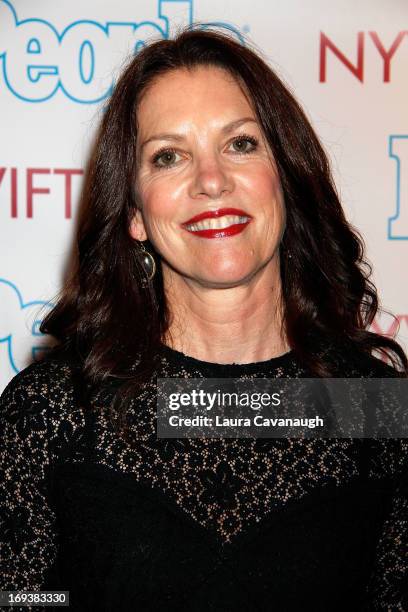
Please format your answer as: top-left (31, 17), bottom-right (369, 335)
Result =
top-left (162, 257), bottom-right (289, 364)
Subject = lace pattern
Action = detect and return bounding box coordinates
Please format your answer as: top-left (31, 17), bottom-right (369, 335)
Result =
top-left (1, 347), bottom-right (407, 610)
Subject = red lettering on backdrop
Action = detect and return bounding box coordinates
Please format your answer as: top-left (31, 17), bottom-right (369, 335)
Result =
top-left (320, 31), bottom-right (407, 82)
top-left (54, 169), bottom-right (84, 218)
top-left (11, 168), bottom-right (17, 218)
top-left (369, 31), bottom-right (406, 82)
top-left (26, 168), bottom-right (50, 218)
top-left (0, 167), bottom-right (83, 218)
top-left (370, 315), bottom-right (408, 363)
top-left (320, 32), bottom-right (365, 82)
top-left (371, 315), bottom-right (408, 339)
top-left (0, 167), bottom-right (17, 217)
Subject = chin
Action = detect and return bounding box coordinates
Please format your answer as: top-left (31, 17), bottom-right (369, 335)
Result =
top-left (198, 265), bottom-right (258, 288)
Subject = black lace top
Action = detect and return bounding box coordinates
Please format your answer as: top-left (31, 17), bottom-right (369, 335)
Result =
top-left (1, 344), bottom-right (407, 611)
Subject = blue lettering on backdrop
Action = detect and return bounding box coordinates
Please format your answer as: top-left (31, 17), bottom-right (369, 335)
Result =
top-left (0, 278), bottom-right (53, 372)
top-left (388, 135), bottom-right (408, 240)
top-left (0, 0), bottom-right (243, 103)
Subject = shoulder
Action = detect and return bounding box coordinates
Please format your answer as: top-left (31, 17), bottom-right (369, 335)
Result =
top-left (0, 357), bottom-right (85, 445)
top-left (1, 357), bottom-right (79, 407)
top-left (350, 352), bottom-right (401, 378)
top-left (321, 341), bottom-right (404, 378)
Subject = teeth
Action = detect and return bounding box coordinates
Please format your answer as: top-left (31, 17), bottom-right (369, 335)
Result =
top-left (186, 215), bottom-right (249, 231)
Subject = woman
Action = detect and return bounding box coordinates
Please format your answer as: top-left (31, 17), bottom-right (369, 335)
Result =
top-left (1, 26), bottom-right (407, 611)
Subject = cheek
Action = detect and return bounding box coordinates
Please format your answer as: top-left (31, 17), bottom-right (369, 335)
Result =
top-left (256, 168), bottom-right (281, 200)
top-left (140, 177), bottom-right (183, 222)
top-left (239, 159), bottom-right (280, 195)
top-left (243, 166), bottom-right (284, 217)
top-left (139, 185), bottom-right (171, 230)
top-left (254, 170), bottom-right (286, 242)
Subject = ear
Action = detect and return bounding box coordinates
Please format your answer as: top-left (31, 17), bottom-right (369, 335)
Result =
top-left (129, 208), bottom-right (148, 241)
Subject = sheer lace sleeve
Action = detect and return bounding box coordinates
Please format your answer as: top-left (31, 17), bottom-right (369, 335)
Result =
top-left (0, 360), bottom-right (85, 592)
top-left (366, 440), bottom-right (408, 610)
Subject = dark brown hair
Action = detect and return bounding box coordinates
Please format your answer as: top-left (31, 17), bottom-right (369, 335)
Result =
top-left (40, 26), bottom-right (407, 426)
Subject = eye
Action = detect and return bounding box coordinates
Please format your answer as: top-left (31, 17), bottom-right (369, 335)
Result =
top-left (229, 134), bottom-right (259, 154)
top-left (151, 147), bottom-right (183, 169)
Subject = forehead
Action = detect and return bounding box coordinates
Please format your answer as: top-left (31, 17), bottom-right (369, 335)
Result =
top-left (136, 66), bottom-right (255, 133)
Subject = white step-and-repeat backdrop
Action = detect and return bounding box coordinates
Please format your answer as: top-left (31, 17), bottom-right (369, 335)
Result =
top-left (1, 0), bottom-right (407, 390)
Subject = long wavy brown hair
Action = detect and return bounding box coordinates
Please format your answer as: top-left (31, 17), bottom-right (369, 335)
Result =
top-left (40, 26), bottom-right (407, 429)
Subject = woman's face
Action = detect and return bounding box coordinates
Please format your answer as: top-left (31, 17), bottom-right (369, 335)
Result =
top-left (132, 65), bottom-right (285, 288)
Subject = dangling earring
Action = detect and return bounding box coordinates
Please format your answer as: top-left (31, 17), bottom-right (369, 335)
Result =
top-left (138, 241), bottom-right (156, 281)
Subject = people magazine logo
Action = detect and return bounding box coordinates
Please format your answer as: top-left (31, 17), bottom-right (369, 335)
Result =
top-left (0, 278), bottom-right (53, 375)
top-left (0, 0), bottom-right (406, 104)
top-left (0, 0), bottom-right (242, 103)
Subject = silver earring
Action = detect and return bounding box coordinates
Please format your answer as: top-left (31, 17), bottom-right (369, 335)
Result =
top-left (138, 241), bottom-right (156, 281)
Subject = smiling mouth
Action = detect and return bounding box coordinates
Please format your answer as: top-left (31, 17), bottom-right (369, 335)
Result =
top-left (184, 214), bottom-right (250, 232)
top-left (181, 207), bottom-right (253, 239)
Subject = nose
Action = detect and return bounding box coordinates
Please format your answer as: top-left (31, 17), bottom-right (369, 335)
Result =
top-left (189, 153), bottom-right (234, 200)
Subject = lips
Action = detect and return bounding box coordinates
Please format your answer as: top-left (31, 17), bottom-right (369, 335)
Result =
top-left (181, 207), bottom-right (252, 240)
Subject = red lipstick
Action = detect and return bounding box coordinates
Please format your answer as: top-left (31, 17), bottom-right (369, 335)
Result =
top-left (181, 207), bottom-right (252, 239)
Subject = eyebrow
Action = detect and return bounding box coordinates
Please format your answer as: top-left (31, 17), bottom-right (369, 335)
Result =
top-left (139, 117), bottom-right (258, 151)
